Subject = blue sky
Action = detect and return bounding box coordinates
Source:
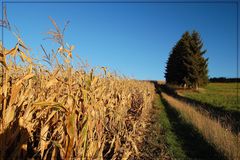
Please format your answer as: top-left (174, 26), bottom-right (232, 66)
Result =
top-left (1, 1), bottom-right (238, 80)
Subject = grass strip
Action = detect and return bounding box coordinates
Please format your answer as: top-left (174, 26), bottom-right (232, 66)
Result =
top-left (162, 92), bottom-right (239, 160)
top-left (154, 94), bottom-right (187, 159)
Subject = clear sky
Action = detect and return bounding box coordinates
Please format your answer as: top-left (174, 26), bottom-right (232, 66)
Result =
top-left (1, 1), bottom-right (239, 80)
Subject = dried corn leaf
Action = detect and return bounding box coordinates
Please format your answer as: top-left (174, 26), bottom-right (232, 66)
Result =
top-left (40, 124), bottom-right (50, 158)
top-left (4, 105), bottom-right (17, 127)
top-left (19, 50), bottom-right (31, 63)
top-left (0, 55), bottom-right (8, 69)
top-left (6, 44), bottom-right (18, 56)
top-left (122, 151), bottom-right (132, 160)
top-left (9, 82), bottom-right (22, 106)
top-left (65, 113), bottom-right (76, 159)
top-left (0, 94), bottom-right (5, 104)
top-left (46, 77), bottom-right (58, 89)
top-left (33, 101), bottom-right (67, 112)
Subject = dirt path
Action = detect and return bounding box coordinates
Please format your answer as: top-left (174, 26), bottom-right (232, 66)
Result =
top-left (160, 84), bottom-right (240, 133)
top-left (137, 95), bottom-right (171, 160)
top-left (160, 95), bottom-right (225, 160)
top-left (161, 92), bottom-right (240, 160)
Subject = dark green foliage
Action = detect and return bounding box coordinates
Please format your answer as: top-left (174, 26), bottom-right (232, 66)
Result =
top-left (165, 31), bottom-right (208, 89)
top-left (209, 77), bottom-right (240, 83)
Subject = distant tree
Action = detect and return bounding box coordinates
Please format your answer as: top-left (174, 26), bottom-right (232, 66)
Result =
top-left (185, 31), bottom-right (208, 89)
top-left (165, 32), bottom-right (191, 86)
top-left (209, 77), bottom-right (240, 83)
top-left (165, 30), bottom-right (208, 90)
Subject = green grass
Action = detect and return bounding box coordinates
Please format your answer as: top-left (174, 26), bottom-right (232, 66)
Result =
top-left (155, 94), bottom-right (225, 160)
top-left (154, 95), bottom-right (187, 159)
top-left (180, 83), bottom-right (240, 111)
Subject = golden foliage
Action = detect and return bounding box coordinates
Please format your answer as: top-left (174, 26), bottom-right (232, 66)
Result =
top-left (0, 17), bottom-right (156, 160)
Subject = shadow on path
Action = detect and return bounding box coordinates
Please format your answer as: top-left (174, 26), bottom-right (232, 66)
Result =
top-left (160, 96), bottom-right (226, 160)
top-left (157, 83), bottom-right (240, 133)
top-left (149, 81), bottom-right (226, 160)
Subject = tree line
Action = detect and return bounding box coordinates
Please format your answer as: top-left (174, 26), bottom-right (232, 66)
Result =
top-left (209, 77), bottom-right (239, 83)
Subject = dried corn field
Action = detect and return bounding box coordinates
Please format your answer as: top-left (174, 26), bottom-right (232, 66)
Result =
top-left (0, 17), bottom-right (161, 159)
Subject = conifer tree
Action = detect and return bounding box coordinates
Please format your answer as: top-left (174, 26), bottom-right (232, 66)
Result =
top-left (189, 31), bottom-right (208, 89)
top-left (165, 30), bottom-right (208, 89)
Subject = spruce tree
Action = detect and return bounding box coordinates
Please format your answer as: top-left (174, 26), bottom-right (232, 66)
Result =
top-left (189, 31), bottom-right (208, 89)
top-left (165, 31), bottom-right (192, 86)
top-left (165, 30), bottom-right (208, 90)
